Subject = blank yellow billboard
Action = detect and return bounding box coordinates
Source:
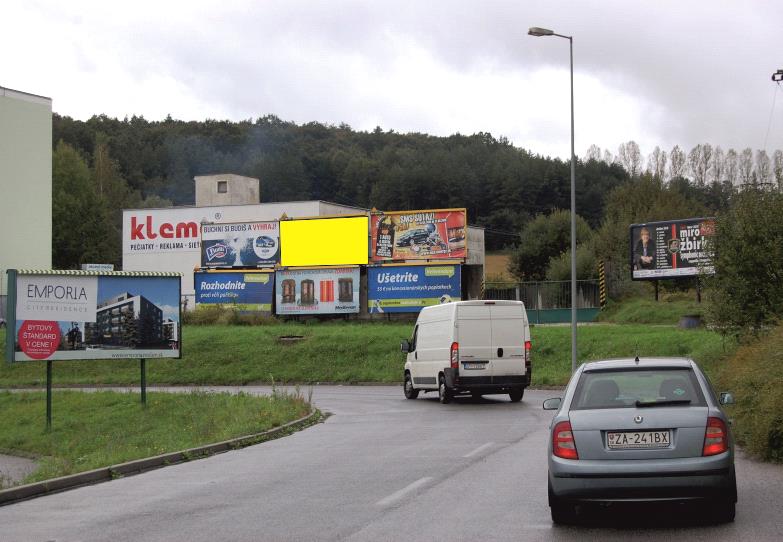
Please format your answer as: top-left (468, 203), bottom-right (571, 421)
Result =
top-left (281, 216), bottom-right (369, 267)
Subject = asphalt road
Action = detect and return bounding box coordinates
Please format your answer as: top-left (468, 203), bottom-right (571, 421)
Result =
top-left (1, 385), bottom-right (782, 541)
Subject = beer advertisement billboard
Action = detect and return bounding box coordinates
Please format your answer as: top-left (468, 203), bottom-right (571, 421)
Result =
top-left (370, 209), bottom-right (467, 262)
top-left (194, 271), bottom-right (274, 313)
top-left (368, 265), bottom-right (461, 313)
top-left (275, 267), bottom-right (360, 315)
top-left (7, 271), bottom-right (181, 362)
top-left (201, 221), bottom-right (280, 268)
top-left (630, 218), bottom-right (716, 280)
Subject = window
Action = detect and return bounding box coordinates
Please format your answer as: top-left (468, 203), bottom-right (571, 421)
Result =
top-left (571, 368), bottom-right (706, 410)
top-left (217, 180), bottom-right (228, 193)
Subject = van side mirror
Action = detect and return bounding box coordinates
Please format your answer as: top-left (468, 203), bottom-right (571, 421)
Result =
top-left (719, 392), bottom-right (735, 405)
top-left (400, 340), bottom-right (411, 354)
top-left (543, 398), bottom-right (562, 410)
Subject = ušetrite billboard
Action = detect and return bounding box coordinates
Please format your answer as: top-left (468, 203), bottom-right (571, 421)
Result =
top-left (368, 265), bottom-right (461, 313)
top-left (201, 221), bottom-right (279, 267)
top-left (275, 267), bottom-right (360, 315)
top-left (630, 218), bottom-right (716, 280)
top-left (194, 271), bottom-right (274, 312)
top-left (280, 216), bottom-right (369, 267)
top-left (8, 271), bottom-right (181, 362)
top-left (371, 209), bottom-right (467, 261)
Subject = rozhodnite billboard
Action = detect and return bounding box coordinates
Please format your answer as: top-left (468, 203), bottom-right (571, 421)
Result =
top-left (630, 218), bottom-right (716, 280)
top-left (368, 265), bottom-right (461, 313)
top-left (371, 209), bottom-right (467, 261)
top-left (194, 271), bottom-right (274, 312)
top-left (201, 221), bottom-right (279, 267)
top-left (7, 271), bottom-right (181, 362)
top-left (275, 267), bottom-right (360, 315)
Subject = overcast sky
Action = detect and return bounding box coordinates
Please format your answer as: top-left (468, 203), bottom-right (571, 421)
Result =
top-left (3, 0), bottom-right (782, 160)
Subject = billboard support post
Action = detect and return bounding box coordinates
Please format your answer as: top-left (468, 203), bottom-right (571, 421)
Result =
top-left (140, 358), bottom-right (147, 407)
top-left (696, 279), bottom-right (701, 303)
top-left (654, 280), bottom-right (659, 302)
top-left (46, 360), bottom-right (52, 431)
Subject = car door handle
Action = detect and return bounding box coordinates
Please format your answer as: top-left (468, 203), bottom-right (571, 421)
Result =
top-left (497, 348), bottom-right (504, 357)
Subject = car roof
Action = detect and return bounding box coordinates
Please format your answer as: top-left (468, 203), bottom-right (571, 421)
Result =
top-left (582, 357), bottom-right (695, 372)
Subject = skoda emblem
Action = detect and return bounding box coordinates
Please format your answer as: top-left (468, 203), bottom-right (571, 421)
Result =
top-left (634, 415), bottom-right (644, 424)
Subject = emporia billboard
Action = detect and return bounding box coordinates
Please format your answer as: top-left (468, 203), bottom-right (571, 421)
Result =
top-left (280, 216), bottom-right (369, 267)
top-left (370, 209), bottom-right (467, 261)
top-left (6, 270), bottom-right (181, 362)
top-left (630, 218), bottom-right (716, 280)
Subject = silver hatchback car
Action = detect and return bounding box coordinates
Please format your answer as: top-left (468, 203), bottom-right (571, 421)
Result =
top-left (544, 358), bottom-right (737, 524)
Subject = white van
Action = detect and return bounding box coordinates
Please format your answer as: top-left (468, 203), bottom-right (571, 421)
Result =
top-left (400, 300), bottom-right (531, 403)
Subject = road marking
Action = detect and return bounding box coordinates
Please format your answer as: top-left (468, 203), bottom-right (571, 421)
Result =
top-left (376, 477), bottom-right (433, 507)
top-left (463, 442), bottom-right (494, 458)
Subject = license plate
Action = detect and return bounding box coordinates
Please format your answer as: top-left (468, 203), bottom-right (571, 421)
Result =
top-left (607, 431), bottom-right (671, 449)
top-left (462, 362), bottom-right (487, 370)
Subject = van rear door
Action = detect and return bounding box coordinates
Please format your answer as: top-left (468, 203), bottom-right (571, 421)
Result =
top-left (455, 304), bottom-right (493, 374)
top-left (489, 303), bottom-right (528, 378)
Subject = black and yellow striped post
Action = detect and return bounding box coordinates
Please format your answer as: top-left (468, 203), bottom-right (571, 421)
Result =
top-left (598, 261), bottom-right (607, 309)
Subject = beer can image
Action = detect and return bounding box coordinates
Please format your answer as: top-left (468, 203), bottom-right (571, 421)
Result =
top-left (320, 280), bottom-right (335, 303)
top-left (301, 280), bottom-right (315, 305)
top-left (281, 279), bottom-right (296, 304)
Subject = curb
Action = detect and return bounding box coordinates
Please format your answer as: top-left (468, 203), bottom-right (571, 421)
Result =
top-left (0, 409), bottom-right (322, 506)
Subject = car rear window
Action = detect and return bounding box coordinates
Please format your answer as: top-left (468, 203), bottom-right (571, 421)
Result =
top-left (570, 368), bottom-right (707, 410)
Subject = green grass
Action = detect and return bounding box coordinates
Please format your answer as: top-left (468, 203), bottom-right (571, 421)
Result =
top-left (598, 295), bottom-right (704, 325)
top-left (1, 322), bottom-right (735, 388)
top-left (0, 389), bottom-right (312, 487)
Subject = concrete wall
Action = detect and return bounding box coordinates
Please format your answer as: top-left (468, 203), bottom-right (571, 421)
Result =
top-left (0, 87), bottom-right (52, 297)
top-left (194, 174), bottom-right (260, 207)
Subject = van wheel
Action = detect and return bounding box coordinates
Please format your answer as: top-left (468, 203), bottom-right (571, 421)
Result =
top-left (508, 389), bottom-right (524, 402)
top-left (438, 376), bottom-right (452, 404)
top-left (404, 373), bottom-right (419, 399)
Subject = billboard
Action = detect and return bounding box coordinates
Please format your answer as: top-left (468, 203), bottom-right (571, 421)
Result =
top-left (275, 267), bottom-right (360, 315)
top-left (280, 216), bottom-right (369, 267)
top-left (201, 221), bottom-right (279, 267)
top-left (7, 271), bottom-right (181, 362)
top-left (630, 218), bottom-right (716, 280)
top-left (368, 265), bottom-right (462, 313)
top-left (194, 271), bottom-right (274, 312)
top-left (370, 209), bottom-right (467, 261)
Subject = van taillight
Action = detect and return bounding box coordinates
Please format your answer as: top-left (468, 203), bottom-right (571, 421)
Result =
top-left (524, 340), bottom-right (532, 367)
top-left (703, 417), bottom-right (729, 456)
top-left (552, 420), bottom-right (578, 460)
top-left (450, 342), bottom-right (459, 369)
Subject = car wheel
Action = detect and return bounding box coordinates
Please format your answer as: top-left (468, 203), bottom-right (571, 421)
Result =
top-left (438, 375), bottom-right (452, 404)
top-left (508, 389), bottom-right (524, 402)
top-left (404, 373), bottom-right (419, 400)
top-left (471, 390), bottom-right (482, 401)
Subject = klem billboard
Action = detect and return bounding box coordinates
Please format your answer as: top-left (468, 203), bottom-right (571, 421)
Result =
top-left (371, 209), bottom-right (467, 261)
top-left (280, 216), bottom-right (369, 267)
top-left (368, 265), bottom-right (461, 313)
top-left (630, 218), bottom-right (716, 280)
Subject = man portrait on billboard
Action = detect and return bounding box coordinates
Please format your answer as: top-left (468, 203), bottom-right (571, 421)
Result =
top-left (633, 227), bottom-right (656, 270)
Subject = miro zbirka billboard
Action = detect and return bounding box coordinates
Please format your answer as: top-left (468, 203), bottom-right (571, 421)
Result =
top-left (368, 265), bottom-right (461, 313)
top-left (6, 270), bottom-right (181, 362)
top-left (194, 271), bottom-right (274, 312)
top-left (630, 218), bottom-right (716, 280)
top-left (201, 221), bottom-right (280, 268)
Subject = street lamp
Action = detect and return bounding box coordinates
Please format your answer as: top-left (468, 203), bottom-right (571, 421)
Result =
top-left (528, 26), bottom-right (577, 374)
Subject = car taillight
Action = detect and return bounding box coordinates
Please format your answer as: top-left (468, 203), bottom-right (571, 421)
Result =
top-left (552, 420), bottom-right (579, 460)
top-left (450, 341), bottom-right (459, 369)
top-left (524, 340), bottom-right (532, 368)
top-left (703, 417), bottom-right (729, 456)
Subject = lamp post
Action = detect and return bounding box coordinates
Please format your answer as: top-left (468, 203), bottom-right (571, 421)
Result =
top-left (528, 26), bottom-right (577, 373)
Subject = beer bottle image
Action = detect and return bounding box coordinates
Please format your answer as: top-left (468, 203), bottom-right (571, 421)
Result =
top-left (375, 216), bottom-right (395, 259)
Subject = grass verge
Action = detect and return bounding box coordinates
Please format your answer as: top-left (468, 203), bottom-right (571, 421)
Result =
top-left (598, 294), bottom-right (704, 325)
top-left (0, 388), bottom-right (312, 487)
top-left (2, 323), bottom-right (735, 388)
top-left (714, 326), bottom-right (783, 462)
